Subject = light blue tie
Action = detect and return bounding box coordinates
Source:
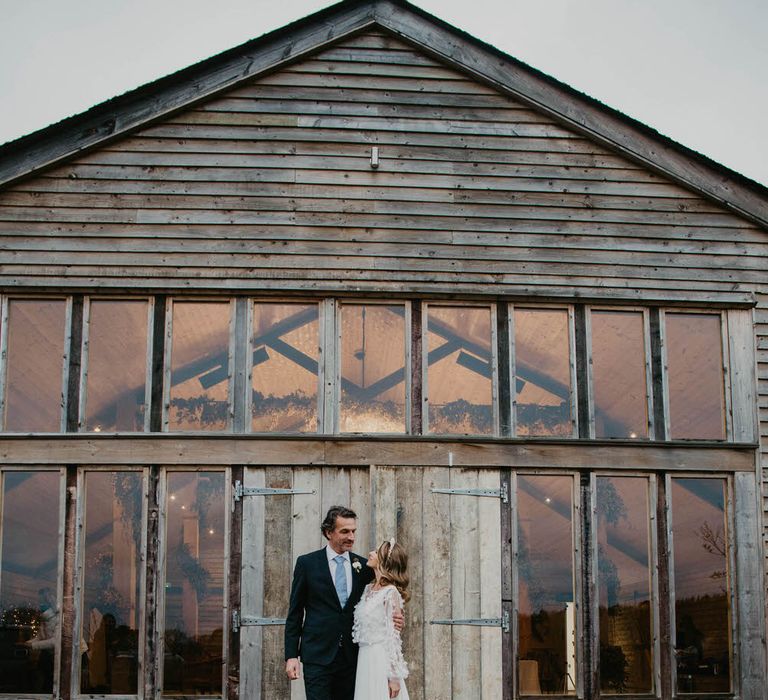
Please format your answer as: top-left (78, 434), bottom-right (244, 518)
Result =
top-left (334, 554), bottom-right (348, 607)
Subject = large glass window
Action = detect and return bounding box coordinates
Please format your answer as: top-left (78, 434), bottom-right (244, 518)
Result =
top-left (596, 476), bottom-right (653, 694)
top-left (167, 301), bottom-right (232, 432)
top-left (162, 471), bottom-right (226, 696)
top-left (426, 305), bottom-right (495, 435)
top-left (3, 299), bottom-right (67, 432)
top-left (665, 313), bottom-right (726, 440)
top-left (513, 307), bottom-right (573, 437)
top-left (0, 470), bottom-right (62, 695)
top-left (517, 474), bottom-right (576, 695)
top-left (671, 478), bottom-right (731, 694)
top-left (79, 471), bottom-right (144, 695)
top-left (82, 300), bottom-right (150, 432)
top-left (590, 310), bottom-right (649, 439)
top-left (251, 303), bottom-right (319, 433)
top-left (340, 303), bottom-right (407, 433)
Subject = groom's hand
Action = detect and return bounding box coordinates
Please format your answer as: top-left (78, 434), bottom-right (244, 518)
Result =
top-left (285, 658), bottom-right (300, 681)
top-left (392, 608), bottom-right (405, 633)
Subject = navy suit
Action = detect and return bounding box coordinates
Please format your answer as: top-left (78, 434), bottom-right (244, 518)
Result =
top-left (285, 548), bottom-right (374, 699)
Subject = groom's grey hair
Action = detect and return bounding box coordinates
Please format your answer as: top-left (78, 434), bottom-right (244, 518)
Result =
top-left (321, 505), bottom-right (357, 538)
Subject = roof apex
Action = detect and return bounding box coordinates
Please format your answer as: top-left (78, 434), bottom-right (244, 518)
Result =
top-left (1, 0), bottom-right (766, 227)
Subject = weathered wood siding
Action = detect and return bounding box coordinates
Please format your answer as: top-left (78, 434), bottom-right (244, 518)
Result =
top-left (0, 30), bottom-right (763, 305)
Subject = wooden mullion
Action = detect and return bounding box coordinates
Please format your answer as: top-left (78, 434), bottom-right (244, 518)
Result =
top-left (65, 296), bottom-right (83, 433)
top-left (227, 465), bottom-right (243, 700)
top-left (58, 465), bottom-right (78, 700)
top-left (574, 306), bottom-right (591, 439)
top-left (582, 471), bottom-right (598, 699)
top-left (657, 475), bottom-right (673, 699)
top-left (143, 465), bottom-right (161, 699)
top-left (149, 296), bottom-right (167, 433)
top-left (497, 303), bottom-right (513, 438)
top-left (232, 298), bottom-right (249, 433)
top-left (409, 299), bottom-right (423, 435)
top-left (649, 308), bottom-right (667, 441)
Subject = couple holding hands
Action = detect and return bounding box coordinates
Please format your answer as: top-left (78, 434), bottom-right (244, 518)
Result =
top-left (285, 506), bottom-right (410, 700)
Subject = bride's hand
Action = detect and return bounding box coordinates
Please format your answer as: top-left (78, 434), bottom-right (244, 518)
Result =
top-left (388, 679), bottom-right (400, 698)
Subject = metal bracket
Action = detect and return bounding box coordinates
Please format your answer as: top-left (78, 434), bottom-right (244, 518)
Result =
top-left (430, 610), bottom-right (509, 633)
top-left (430, 483), bottom-right (508, 504)
top-left (232, 609), bottom-right (286, 633)
top-left (233, 480), bottom-right (316, 502)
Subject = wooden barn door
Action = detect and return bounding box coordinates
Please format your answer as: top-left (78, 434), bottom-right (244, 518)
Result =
top-left (235, 464), bottom-right (504, 699)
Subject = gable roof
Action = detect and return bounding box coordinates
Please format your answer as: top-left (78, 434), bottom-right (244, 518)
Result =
top-left (1, 0), bottom-right (767, 229)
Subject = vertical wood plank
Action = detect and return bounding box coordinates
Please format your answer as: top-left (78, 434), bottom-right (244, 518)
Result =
top-left (734, 471), bottom-right (766, 697)
top-left (240, 467), bottom-right (265, 700)
top-left (649, 308), bottom-right (667, 441)
top-left (149, 296), bottom-right (167, 432)
top-left (498, 304), bottom-right (512, 438)
top-left (410, 301), bottom-right (423, 435)
top-left (65, 296), bottom-right (83, 433)
top-left (479, 469), bottom-right (502, 700)
top-left (58, 466), bottom-right (78, 700)
top-left (322, 466), bottom-right (351, 515)
top-left (574, 306), bottom-right (591, 439)
top-left (232, 298), bottom-right (249, 433)
top-left (290, 467), bottom-right (323, 700)
top-left (144, 465), bottom-right (161, 699)
top-left (728, 309), bottom-right (757, 443)
top-left (501, 471), bottom-right (515, 700)
top-left (349, 466), bottom-right (372, 553)
top-left (372, 465), bottom-right (397, 545)
top-left (262, 467), bottom-right (293, 699)
top-left (395, 467), bottom-right (424, 700)
top-left (451, 468), bottom-right (481, 698)
top-left (422, 466), bottom-right (452, 700)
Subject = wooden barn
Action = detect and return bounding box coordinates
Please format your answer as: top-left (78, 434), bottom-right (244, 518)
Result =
top-left (0, 1), bottom-right (766, 698)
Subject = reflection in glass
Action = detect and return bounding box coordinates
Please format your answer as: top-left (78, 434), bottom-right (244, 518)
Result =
top-left (168, 302), bottom-right (231, 431)
top-left (427, 306), bottom-right (494, 434)
top-left (340, 304), bottom-right (406, 432)
top-left (517, 475), bottom-right (576, 695)
top-left (591, 311), bottom-right (648, 439)
top-left (4, 299), bottom-right (67, 432)
top-left (596, 477), bottom-right (653, 694)
top-left (252, 303), bottom-right (319, 433)
top-left (80, 471), bottom-right (143, 694)
top-left (671, 478), bottom-right (731, 694)
top-left (514, 308), bottom-right (572, 436)
top-left (84, 300), bottom-right (149, 432)
top-left (666, 314), bottom-right (725, 440)
top-left (162, 471), bottom-right (226, 696)
top-left (0, 471), bottom-right (61, 694)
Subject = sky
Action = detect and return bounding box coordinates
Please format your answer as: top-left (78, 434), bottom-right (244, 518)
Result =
top-left (1, 0), bottom-right (767, 187)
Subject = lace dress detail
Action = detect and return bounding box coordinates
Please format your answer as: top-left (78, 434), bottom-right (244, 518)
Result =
top-left (352, 584), bottom-right (409, 682)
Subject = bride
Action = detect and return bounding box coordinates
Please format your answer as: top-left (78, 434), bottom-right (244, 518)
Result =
top-left (352, 539), bottom-right (410, 699)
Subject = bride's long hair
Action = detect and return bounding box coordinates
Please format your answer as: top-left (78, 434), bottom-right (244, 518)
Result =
top-left (376, 540), bottom-right (410, 603)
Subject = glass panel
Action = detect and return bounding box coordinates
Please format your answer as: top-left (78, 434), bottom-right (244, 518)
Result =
top-left (79, 471), bottom-right (143, 694)
top-left (591, 310), bottom-right (648, 439)
top-left (162, 471), bottom-right (226, 696)
top-left (168, 302), bottom-right (231, 431)
top-left (427, 305), bottom-right (494, 435)
top-left (596, 477), bottom-right (653, 694)
top-left (0, 471), bottom-right (61, 694)
top-left (517, 475), bottom-right (576, 695)
top-left (671, 478), bottom-right (731, 694)
top-left (514, 308), bottom-right (572, 437)
top-left (666, 313), bottom-right (725, 440)
top-left (84, 300), bottom-right (149, 432)
top-left (251, 303), bottom-right (319, 433)
top-left (4, 299), bottom-right (67, 432)
top-left (340, 304), bottom-right (406, 432)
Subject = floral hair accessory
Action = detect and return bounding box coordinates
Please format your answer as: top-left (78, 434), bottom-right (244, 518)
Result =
top-left (352, 559), bottom-right (362, 573)
top-left (389, 537), bottom-right (396, 548)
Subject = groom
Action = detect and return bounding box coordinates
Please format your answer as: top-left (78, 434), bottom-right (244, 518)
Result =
top-left (284, 505), bottom-right (378, 699)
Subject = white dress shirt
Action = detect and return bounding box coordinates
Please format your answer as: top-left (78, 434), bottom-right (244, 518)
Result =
top-left (325, 544), bottom-right (352, 597)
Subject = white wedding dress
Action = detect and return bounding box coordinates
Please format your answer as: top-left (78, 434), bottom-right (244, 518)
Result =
top-left (352, 584), bottom-right (410, 700)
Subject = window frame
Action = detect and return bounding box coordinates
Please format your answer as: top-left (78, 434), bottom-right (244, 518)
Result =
top-left (586, 305), bottom-right (654, 440)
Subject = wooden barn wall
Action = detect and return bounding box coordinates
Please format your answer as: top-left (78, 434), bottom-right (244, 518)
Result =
top-left (1, 26), bottom-right (768, 675)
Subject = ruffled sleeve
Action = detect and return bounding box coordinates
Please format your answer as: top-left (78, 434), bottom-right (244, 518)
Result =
top-left (384, 587), bottom-right (409, 681)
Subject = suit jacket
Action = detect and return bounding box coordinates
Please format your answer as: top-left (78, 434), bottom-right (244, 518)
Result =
top-left (285, 548), bottom-right (374, 666)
